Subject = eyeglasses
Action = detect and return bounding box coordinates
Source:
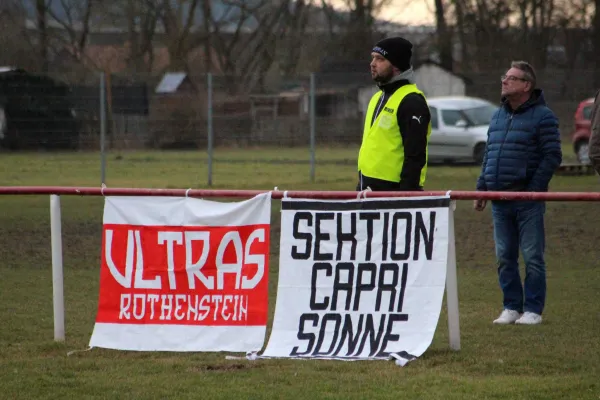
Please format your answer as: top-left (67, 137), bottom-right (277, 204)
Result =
top-left (501, 75), bottom-right (528, 82)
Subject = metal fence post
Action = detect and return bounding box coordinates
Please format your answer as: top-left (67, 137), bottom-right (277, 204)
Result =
top-left (446, 200), bottom-right (461, 350)
top-left (310, 73), bottom-right (316, 183)
top-left (100, 71), bottom-right (106, 185)
top-left (50, 195), bottom-right (65, 342)
top-left (207, 73), bottom-right (213, 187)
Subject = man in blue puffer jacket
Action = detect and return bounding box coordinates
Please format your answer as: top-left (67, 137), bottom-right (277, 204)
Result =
top-left (474, 61), bottom-right (562, 326)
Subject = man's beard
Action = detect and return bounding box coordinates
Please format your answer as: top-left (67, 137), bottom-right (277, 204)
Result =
top-left (373, 69), bottom-right (394, 84)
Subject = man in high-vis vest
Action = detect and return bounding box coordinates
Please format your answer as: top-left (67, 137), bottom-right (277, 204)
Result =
top-left (357, 37), bottom-right (432, 192)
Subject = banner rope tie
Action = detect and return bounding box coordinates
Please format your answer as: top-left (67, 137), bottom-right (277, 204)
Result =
top-left (67, 346), bottom-right (93, 357)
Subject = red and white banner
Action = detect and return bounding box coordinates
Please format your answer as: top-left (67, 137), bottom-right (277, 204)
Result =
top-left (88, 193), bottom-right (271, 352)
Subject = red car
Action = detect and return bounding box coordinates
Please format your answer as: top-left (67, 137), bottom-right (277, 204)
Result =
top-left (571, 97), bottom-right (595, 164)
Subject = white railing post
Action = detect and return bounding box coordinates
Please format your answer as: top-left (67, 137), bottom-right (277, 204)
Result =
top-left (50, 194), bottom-right (65, 342)
top-left (446, 200), bottom-right (461, 350)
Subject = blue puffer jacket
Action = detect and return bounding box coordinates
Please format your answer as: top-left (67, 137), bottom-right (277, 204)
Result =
top-left (476, 89), bottom-right (562, 192)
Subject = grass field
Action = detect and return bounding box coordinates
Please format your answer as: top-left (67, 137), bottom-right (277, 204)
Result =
top-left (0, 146), bottom-right (599, 400)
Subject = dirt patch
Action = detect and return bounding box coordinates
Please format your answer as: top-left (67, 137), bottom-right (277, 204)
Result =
top-left (188, 362), bottom-right (260, 373)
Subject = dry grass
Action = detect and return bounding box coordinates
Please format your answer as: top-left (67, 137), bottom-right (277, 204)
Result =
top-left (0, 147), bottom-right (598, 400)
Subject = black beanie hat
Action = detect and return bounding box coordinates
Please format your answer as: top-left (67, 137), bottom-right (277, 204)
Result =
top-left (372, 37), bottom-right (413, 71)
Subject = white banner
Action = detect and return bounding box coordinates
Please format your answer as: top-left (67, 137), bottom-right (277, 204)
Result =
top-left (260, 196), bottom-right (451, 366)
top-left (88, 192), bottom-right (271, 352)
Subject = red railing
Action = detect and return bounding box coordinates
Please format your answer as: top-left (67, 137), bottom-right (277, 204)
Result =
top-left (0, 185), bottom-right (600, 201)
top-left (2, 185), bottom-right (598, 348)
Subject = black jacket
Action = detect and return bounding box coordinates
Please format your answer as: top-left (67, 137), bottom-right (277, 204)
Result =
top-left (357, 79), bottom-right (431, 191)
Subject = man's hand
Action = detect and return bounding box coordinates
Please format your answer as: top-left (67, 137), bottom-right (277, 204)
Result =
top-left (473, 199), bottom-right (487, 211)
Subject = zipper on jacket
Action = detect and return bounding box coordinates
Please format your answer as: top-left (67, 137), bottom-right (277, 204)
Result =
top-left (495, 112), bottom-right (514, 186)
top-left (372, 91), bottom-right (387, 126)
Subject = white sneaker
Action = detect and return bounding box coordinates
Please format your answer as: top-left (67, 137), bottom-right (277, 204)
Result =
top-left (515, 312), bottom-right (542, 325)
top-left (493, 309), bottom-right (522, 324)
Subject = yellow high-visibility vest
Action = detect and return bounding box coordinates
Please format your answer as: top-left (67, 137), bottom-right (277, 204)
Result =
top-left (358, 84), bottom-right (431, 186)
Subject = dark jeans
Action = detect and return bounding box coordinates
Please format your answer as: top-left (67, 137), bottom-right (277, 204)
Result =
top-left (491, 201), bottom-right (546, 315)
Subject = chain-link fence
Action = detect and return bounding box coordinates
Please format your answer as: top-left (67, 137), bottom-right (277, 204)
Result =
top-left (0, 66), bottom-right (595, 185)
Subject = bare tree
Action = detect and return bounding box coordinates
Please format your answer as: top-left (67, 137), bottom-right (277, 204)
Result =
top-left (455, 0), bottom-right (515, 70)
top-left (319, 0), bottom-right (338, 38)
top-left (45, 0), bottom-right (96, 65)
top-left (205, 0), bottom-right (291, 93)
top-left (319, 0), bottom-right (393, 59)
top-left (201, 0), bottom-right (212, 75)
top-left (122, 0), bottom-right (162, 74)
top-left (159, 0), bottom-right (201, 71)
top-left (279, 0), bottom-right (315, 77)
top-left (550, 0), bottom-right (593, 95)
top-left (594, 0), bottom-right (600, 87)
top-left (0, 0), bottom-right (94, 73)
top-left (448, 0), bottom-right (558, 71)
top-left (0, 1), bottom-right (39, 70)
top-left (514, 0), bottom-right (557, 68)
top-left (36, 0), bottom-right (48, 72)
top-left (450, 0), bottom-right (470, 70)
top-left (447, 0), bottom-right (598, 75)
top-left (434, 0), bottom-right (453, 71)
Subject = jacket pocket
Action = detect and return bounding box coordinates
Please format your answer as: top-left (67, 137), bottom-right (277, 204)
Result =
top-left (503, 158), bottom-right (528, 191)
